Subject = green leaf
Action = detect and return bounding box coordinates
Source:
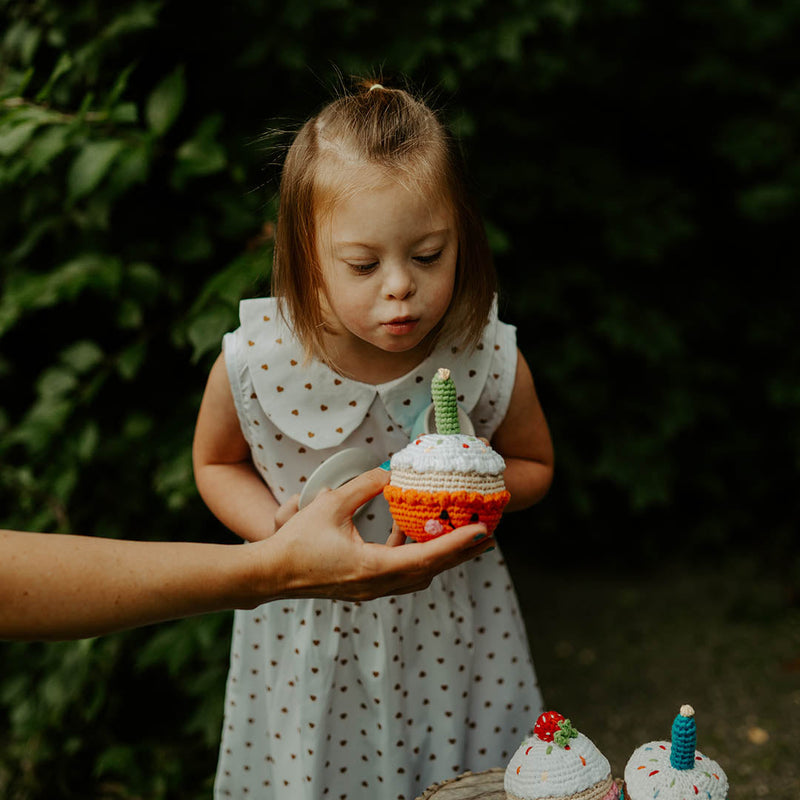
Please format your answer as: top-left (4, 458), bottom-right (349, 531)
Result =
top-left (122, 411), bottom-right (154, 439)
top-left (153, 447), bottom-right (195, 510)
top-left (60, 340), bottom-right (104, 373)
top-left (67, 140), bottom-right (126, 200)
top-left (10, 396), bottom-right (72, 454)
top-left (172, 220), bottom-right (214, 262)
top-left (36, 366), bottom-right (78, 398)
top-left (94, 745), bottom-right (138, 778)
top-left (146, 65), bottom-right (186, 136)
top-left (77, 422), bottom-right (100, 462)
top-left (738, 182), bottom-right (796, 221)
top-left (24, 124), bottom-right (72, 174)
top-left (484, 220), bottom-right (511, 255)
top-left (0, 119), bottom-right (41, 155)
top-left (7, 216), bottom-right (59, 263)
top-left (0, 65), bottom-right (34, 98)
top-left (109, 101), bottom-right (139, 123)
top-left (3, 19), bottom-right (43, 67)
top-left (104, 62), bottom-right (138, 110)
top-left (127, 262), bottom-right (163, 301)
top-left (107, 140), bottom-right (150, 193)
top-left (185, 305), bottom-right (237, 363)
top-left (117, 340), bottom-right (147, 380)
top-left (117, 298), bottom-right (144, 328)
top-left (172, 113), bottom-right (227, 187)
top-left (99, 2), bottom-right (161, 40)
top-left (0, 254), bottom-right (123, 335)
top-left (35, 51), bottom-right (73, 102)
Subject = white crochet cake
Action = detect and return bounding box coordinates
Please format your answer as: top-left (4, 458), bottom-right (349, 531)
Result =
top-left (623, 705), bottom-right (728, 800)
top-left (416, 712), bottom-right (619, 800)
top-left (384, 368), bottom-right (510, 542)
top-left (505, 712), bottom-right (620, 800)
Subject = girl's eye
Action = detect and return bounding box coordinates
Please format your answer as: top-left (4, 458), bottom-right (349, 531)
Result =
top-left (347, 262), bottom-right (379, 274)
top-left (414, 250), bottom-right (443, 265)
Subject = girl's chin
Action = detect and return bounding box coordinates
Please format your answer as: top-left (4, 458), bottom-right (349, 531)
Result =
top-left (357, 326), bottom-right (432, 354)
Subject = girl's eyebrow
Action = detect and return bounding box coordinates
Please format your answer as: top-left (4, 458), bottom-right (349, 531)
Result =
top-left (335, 229), bottom-right (451, 248)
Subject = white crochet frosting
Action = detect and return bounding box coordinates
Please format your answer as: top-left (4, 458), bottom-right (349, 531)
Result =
top-left (389, 433), bottom-right (506, 475)
top-left (504, 731), bottom-right (614, 800)
top-left (624, 742), bottom-right (728, 800)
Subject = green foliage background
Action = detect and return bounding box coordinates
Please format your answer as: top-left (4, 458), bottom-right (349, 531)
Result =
top-left (1, 0), bottom-right (798, 796)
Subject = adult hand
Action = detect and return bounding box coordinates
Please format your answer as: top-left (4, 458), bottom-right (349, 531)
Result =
top-left (250, 468), bottom-right (494, 602)
top-left (1, 469), bottom-right (493, 640)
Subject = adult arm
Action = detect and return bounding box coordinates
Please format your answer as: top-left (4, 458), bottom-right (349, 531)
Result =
top-left (490, 348), bottom-right (554, 512)
top-left (0, 469), bottom-right (493, 641)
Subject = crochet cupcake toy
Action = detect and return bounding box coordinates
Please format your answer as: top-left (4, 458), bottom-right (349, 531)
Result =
top-left (415, 712), bottom-right (618, 800)
top-left (383, 367), bottom-right (511, 542)
top-left (622, 705), bottom-right (728, 800)
top-left (504, 711), bottom-right (620, 800)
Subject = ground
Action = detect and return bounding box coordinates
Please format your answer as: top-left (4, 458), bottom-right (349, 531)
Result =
top-left (501, 539), bottom-right (800, 798)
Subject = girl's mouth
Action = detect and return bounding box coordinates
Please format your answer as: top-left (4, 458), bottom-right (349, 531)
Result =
top-left (383, 317), bottom-right (419, 335)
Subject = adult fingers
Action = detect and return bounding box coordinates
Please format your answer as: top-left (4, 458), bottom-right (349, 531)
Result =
top-left (380, 527), bottom-right (495, 596)
top-left (389, 523), bottom-right (494, 579)
top-left (329, 468), bottom-right (390, 520)
top-left (417, 523), bottom-right (493, 563)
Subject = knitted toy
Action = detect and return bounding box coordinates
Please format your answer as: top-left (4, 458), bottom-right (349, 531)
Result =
top-left (504, 711), bottom-right (620, 800)
top-left (383, 368), bottom-right (511, 542)
top-left (622, 705), bottom-right (728, 800)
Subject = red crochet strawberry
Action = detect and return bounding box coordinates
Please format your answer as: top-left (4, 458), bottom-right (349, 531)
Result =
top-left (534, 711), bottom-right (566, 742)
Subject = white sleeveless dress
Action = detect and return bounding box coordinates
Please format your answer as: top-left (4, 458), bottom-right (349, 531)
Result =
top-left (213, 297), bottom-right (543, 800)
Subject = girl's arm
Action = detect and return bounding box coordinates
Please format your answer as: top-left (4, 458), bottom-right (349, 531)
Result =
top-left (193, 352), bottom-right (281, 541)
top-left (490, 348), bottom-right (555, 512)
top-left (0, 469), bottom-right (494, 641)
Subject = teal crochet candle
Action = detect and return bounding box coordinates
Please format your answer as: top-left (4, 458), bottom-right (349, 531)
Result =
top-left (670, 705), bottom-right (697, 770)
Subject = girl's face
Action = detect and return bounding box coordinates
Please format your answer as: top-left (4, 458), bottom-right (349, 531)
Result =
top-left (316, 166), bottom-right (457, 377)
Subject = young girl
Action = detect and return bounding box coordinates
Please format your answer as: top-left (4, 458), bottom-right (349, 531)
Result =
top-left (193, 80), bottom-right (554, 800)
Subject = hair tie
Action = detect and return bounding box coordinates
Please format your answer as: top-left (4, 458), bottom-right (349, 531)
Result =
top-left (369, 83), bottom-right (384, 92)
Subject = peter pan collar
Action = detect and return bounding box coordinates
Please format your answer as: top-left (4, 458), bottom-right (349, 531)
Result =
top-left (240, 297), bottom-right (499, 449)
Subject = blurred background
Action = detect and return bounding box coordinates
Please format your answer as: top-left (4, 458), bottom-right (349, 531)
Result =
top-left (1, 0), bottom-right (798, 796)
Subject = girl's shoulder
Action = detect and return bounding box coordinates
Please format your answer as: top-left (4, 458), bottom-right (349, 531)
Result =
top-left (226, 298), bottom-right (378, 448)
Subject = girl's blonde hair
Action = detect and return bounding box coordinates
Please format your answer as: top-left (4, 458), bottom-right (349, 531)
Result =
top-left (272, 79), bottom-right (496, 362)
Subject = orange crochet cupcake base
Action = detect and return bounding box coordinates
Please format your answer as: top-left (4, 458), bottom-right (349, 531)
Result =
top-left (383, 485), bottom-right (511, 542)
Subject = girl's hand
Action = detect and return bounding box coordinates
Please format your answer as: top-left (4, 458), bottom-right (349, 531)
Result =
top-left (253, 468), bottom-right (494, 602)
top-left (385, 522), bottom-right (407, 547)
top-left (273, 494), bottom-right (300, 533)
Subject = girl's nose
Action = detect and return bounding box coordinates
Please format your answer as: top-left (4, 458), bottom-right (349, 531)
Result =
top-left (383, 262), bottom-right (416, 300)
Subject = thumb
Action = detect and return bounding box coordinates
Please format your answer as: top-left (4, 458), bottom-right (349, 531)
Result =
top-left (331, 467), bottom-right (391, 518)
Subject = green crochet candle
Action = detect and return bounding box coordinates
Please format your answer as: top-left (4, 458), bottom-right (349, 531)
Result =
top-left (431, 368), bottom-right (460, 435)
top-left (383, 367), bottom-right (511, 541)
